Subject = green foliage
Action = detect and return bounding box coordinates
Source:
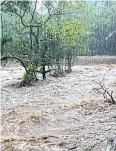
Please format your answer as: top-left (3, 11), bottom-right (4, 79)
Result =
top-left (12, 37), bottom-right (23, 50)
top-left (2, 0), bottom-right (116, 84)
top-left (23, 72), bottom-right (31, 81)
top-left (1, 1), bottom-right (31, 13)
top-left (88, 1), bottom-right (116, 55)
top-left (1, 34), bottom-right (12, 45)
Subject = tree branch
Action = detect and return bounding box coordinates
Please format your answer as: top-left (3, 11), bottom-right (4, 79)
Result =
top-left (93, 80), bottom-right (115, 104)
top-left (1, 0), bottom-right (7, 6)
top-left (15, 11), bottom-right (28, 27)
top-left (30, 0), bottom-right (37, 25)
top-left (1, 56), bottom-right (28, 73)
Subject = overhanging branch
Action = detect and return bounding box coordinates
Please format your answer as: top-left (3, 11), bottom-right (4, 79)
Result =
top-left (1, 56), bottom-right (28, 73)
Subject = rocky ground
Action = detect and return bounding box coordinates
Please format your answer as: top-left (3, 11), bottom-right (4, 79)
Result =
top-left (1, 57), bottom-right (116, 151)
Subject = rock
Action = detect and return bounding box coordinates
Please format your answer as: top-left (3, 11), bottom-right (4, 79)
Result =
top-left (52, 71), bottom-right (65, 77)
top-left (104, 137), bottom-right (116, 151)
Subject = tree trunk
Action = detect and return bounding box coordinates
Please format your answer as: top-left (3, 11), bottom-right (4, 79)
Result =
top-left (67, 57), bottom-right (72, 73)
top-left (42, 64), bottom-right (46, 80)
top-left (56, 57), bottom-right (61, 72)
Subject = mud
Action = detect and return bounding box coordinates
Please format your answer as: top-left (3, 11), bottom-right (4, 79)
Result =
top-left (1, 58), bottom-right (116, 151)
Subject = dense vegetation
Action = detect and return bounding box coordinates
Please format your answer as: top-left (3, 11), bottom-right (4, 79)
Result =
top-left (1, 0), bottom-right (116, 86)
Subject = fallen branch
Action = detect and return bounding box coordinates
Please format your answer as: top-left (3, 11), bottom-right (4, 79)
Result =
top-left (93, 80), bottom-right (115, 104)
top-left (68, 145), bottom-right (78, 150)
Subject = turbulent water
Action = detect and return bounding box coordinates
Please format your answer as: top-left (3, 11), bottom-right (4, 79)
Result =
top-left (1, 57), bottom-right (116, 151)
